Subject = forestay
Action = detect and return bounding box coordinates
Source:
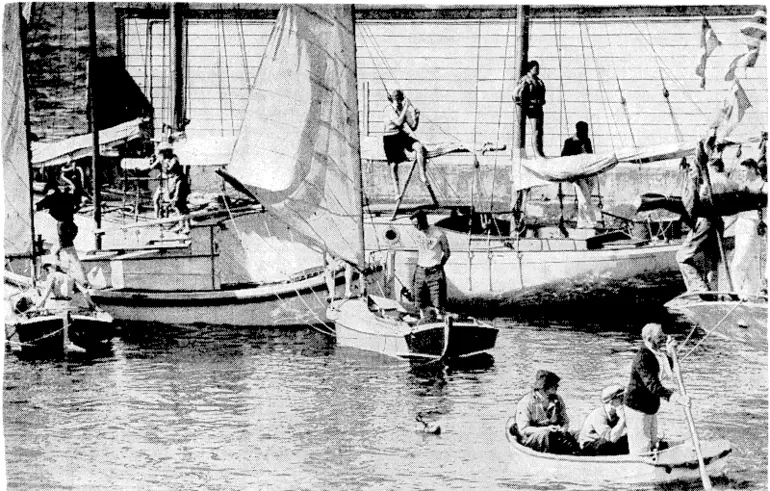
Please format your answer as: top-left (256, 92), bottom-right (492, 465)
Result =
top-left (228, 5), bottom-right (365, 268)
top-left (3, 4), bottom-right (33, 258)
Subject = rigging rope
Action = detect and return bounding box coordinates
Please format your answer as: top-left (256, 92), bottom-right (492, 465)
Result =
top-left (488, 17), bottom-right (515, 213)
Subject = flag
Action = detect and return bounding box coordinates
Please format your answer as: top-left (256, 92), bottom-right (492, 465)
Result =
top-left (726, 7), bottom-right (766, 81)
top-left (695, 17), bottom-right (722, 89)
top-left (741, 6), bottom-right (767, 40)
top-left (710, 80), bottom-right (752, 139)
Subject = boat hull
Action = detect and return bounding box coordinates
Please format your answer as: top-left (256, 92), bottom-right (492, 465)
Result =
top-left (328, 298), bottom-right (498, 360)
top-left (89, 271), bottom-right (341, 327)
top-left (504, 419), bottom-right (731, 486)
top-left (665, 292), bottom-right (768, 349)
top-left (365, 217), bottom-right (680, 304)
top-left (7, 311), bottom-right (115, 354)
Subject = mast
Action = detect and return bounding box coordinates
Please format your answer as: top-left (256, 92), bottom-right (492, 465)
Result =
top-left (170, 3), bottom-right (185, 133)
top-left (512, 5), bottom-right (529, 159)
top-left (87, 2), bottom-right (101, 249)
top-left (351, 5), bottom-right (366, 267)
top-left (20, 3), bottom-right (37, 283)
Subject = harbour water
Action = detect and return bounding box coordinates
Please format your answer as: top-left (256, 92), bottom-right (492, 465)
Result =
top-left (4, 315), bottom-right (766, 490)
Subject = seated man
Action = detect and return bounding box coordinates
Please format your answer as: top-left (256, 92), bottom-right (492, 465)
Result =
top-left (515, 370), bottom-right (578, 454)
top-left (578, 385), bottom-right (629, 455)
top-left (35, 256), bottom-right (91, 311)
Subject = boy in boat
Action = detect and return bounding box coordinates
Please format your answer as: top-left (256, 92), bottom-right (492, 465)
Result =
top-left (561, 121), bottom-right (600, 229)
top-left (410, 209), bottom-right (450, 320)
top-left (515, 370), bottom-right (579, 455)
top-left (578, 385), bottom-right (628, 455)
top-left (514, 60), bottom-right (546, 157)
top-left (35, 256), bottom-right (91, 311)
top-left (382, 89), bottom-right (438, 205)
top-left (624, 323), bottom-right (690, 455)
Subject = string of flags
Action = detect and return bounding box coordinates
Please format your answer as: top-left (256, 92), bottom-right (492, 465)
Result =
top-left (696, 16), bottom-right (722, 89)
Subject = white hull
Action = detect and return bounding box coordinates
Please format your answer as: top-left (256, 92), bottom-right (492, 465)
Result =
top-left (505, 419), bottom-right (731, 486)
top-left (365, 216), bottom-right (680, 303)
top-left (90, 272), bottom-right (342, 327)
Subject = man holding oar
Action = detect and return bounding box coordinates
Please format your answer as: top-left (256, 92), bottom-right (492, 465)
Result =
top-left (624, 323), bottom-right (691, 455)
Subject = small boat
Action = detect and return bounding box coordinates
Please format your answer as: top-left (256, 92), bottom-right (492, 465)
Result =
top-left (665, 291), bottom-right (768, 349)
top-left (5, 273), bottom-right (115, 355)
top-left (504, 418), bottom-right (732, 486)
top-left (327, 295), bottom-right (497, 361)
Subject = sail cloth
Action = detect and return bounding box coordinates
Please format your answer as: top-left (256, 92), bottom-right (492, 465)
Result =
top-left (615, 141), bottom-right (697, 164)
top-left (227, 5), bottom-right (365, 268)
top-left (3, 4), bottom-right (33, 257)
top-left (518, 152), bottom-right (619, 183)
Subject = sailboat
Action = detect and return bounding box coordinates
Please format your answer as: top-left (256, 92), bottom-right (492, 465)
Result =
top-left (220, 4), bottom-right (498, 361)
top-left (3, 3), bottom-right (114, 355)
top-left (359, 6), bottom-right (758, 308)
top-left (79, 4), bottom-right (352, 328)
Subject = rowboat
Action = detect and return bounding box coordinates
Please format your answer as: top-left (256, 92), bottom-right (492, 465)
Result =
top-left (665, 291), bottom-right (768, 350)
top-left (504, 418), bottom-right (731, 486)
top-left (327, 295), bottom-right (497, 361)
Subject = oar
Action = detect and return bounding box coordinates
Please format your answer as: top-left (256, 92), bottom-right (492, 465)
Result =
top-left (670, 347), bottom-right (712, 490)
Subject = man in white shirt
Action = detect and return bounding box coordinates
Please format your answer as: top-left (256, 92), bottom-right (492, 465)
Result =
top-left (410, 209), bottom-right (450, 319)
top-left (382, 89), bottom-right (437, 204)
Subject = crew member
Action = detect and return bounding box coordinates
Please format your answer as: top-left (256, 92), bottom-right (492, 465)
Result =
top-left (410, 209), bottom-right (450, 320)
top-left (515, 369), bottom-right (578, 454)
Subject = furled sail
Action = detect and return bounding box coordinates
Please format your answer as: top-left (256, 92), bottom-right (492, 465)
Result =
top-left (227, 5), bottom-right (364, 268)
top-left (519, 152), bottom-right (619, 183)
top-left (3, 3), bottom-right (33, 258)
top-left (615, 141), bottom-right (697, 164)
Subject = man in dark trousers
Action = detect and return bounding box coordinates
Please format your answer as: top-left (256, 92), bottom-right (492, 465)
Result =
top-left (624, 323), bottom-right (690, 455)
top-left (514, 60), bottom-right (546, 157)
top-left (35, 181), bottom-right (87, 285)
top-left (561, 121), bottom-right (599, 228)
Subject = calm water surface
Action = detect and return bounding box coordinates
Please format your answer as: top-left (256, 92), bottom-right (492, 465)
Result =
top-left (4, 317), bottom-right (767, 490)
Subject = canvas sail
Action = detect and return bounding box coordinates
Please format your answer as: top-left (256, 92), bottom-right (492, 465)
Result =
top-left (3, 3), bottom-right (33, 258)
top-left (227, 5), bottom-right (364, 268)
top-left (518, 152), bottom-right (619, 183)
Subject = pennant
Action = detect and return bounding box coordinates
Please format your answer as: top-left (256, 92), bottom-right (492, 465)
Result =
top-left (695, 17), bottom-right (722, 89)
top-left (725, 37), bottom-right (761, 81)
top-left (741, 6), bottom-right (767, 40)
top-left (710, 80), bottom-right (752, 139)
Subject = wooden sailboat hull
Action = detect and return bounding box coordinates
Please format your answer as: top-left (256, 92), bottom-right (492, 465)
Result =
top-left (665, 292), bottom-right (768, 349)
top-left (8, 311), bottom-right (115, 354)
top-left (328, 298), bottom-right (498, 360)
top-left (505, 419), bottom-right (731, 486)
top-left (366, 217), bottom-right (680, 304)
top-left (89, 270), bottom-right (344, 327)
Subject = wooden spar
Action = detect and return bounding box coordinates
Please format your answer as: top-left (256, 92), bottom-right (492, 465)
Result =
top-left (170, 3), bottom-right (186, 132)
top-left (351, 5), bottom-right (366, 271)
top-left (19, 4), bottom-right (38, 284)
top-left (88, 2), bottom-right (102, 249)
top-left (512, 5), bottom-right (529, 159)
top-left (670, 348), bottom-right (713, 490)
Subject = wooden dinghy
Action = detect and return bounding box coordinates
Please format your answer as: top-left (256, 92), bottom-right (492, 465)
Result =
top-left (327, 295), bottom-right (498, 362)
top-left (504, 418), bottom-right (731, 486)
top-left (665, 291), bottom-right (768, 350)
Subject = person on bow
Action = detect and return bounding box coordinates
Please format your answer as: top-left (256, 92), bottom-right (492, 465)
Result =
top-left (515, 369), bottom-right (578, 454)
top-left (35, 180), bottom-right (88, 286)
top-left (35, 256), bottom-right (92, 311)
top-left (514, 60), bottom-right (546, 157)
top-left (624, 323), bottom-right (690, 455)
top-left (578, 385), bottom-right (628, 455)
top-left (382, 89), bottom-right (438, 205)
top-left (677, 138), bottom-right (768, 292)
top-left (561, 121), bottom-right (600, 229)
top-left (410, 209), bottom-right (450, 320)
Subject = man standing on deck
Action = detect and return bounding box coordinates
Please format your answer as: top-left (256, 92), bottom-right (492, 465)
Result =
top-left (153, 142), bottom-right (191, 234)
top-left (514, 60), bottom-right (546, 157)
top-left (410, 209), bottom-right (450, 320)
top-left (35, 181), bottom-right (88, 287)
top-left (561, 121), bottom-right (600, 229)
top-left (624, 323), bottom-right (690, 455)
top-left (382, 89), bottom-right (438, 205)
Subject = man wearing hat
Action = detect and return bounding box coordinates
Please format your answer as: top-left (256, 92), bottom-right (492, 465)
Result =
top-left (625, 323), bottom-right (690, 455)
top-left (515, 369), bottom-right (578, 454)
top-left (410, 209), bottom-right (450, 320)
top-left (578, 385), bottom-right (628, 455)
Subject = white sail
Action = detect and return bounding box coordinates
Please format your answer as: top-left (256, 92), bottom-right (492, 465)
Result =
top-left (228, 5), bottom-right (364, 268)
top-left (3, 3), bottom-right (33, 257)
